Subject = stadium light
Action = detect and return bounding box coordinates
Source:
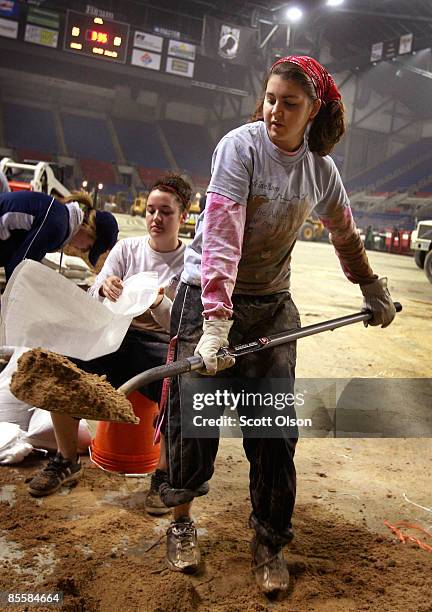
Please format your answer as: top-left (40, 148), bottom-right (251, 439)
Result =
top-left (98, 182), bottom-right (104, 190)
top-left (326, 0), bottom-right (344, 6)
top-left (82, 180), bottom-right (88, 188)
top-left (285, 7), bottom-right (303, 22)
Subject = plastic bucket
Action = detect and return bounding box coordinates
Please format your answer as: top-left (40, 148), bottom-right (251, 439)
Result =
top-left (90, 391), bottom-right (160, 474)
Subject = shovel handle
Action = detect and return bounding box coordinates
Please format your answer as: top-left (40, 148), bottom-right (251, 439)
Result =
top-left (119, 302), bottom-right (402, 395)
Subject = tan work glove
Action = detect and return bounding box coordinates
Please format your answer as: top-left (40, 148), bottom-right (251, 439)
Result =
top-left (194, 319), bottom-right (235, 375)
top-left (360, 277), bottom-right (396, 328)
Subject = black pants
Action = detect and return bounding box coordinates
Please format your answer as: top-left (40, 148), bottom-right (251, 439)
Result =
top-left (72, 327), bottom-right (169, 404)
top-left (166, 283), bottom-right (300, 547)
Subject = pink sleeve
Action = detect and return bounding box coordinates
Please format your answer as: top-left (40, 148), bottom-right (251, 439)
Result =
top-left (201, 193), bottom-right (246, 319)
top-left (319, 204), bottom-right (376, 284)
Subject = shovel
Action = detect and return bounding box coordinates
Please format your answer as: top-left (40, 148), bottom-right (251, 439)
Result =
top-left (8, 303), bottom-right (402, 422)
top-left (118, 302), bottom-right (403, 396)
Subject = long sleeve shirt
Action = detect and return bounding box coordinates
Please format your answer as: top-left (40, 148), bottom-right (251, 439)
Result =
top-left (0, 191), bottom-right (82, 280)
top-left (88, 236), bottom-right (185, 333)
top-left (181, 121), bottom-right (375, 319)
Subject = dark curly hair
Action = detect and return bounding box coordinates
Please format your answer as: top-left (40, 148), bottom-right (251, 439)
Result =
top-left (250, 62), bottom-right (346, 157)
top-left (149, 174), bottom-right (192, 213)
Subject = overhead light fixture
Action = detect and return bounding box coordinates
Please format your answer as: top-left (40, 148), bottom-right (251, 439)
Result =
top-left (285, 7), bottom-right (303, 22)
top-left (326, 0), bottom-right (345, 6)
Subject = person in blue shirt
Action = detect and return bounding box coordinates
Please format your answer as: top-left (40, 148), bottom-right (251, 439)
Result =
top-left (0, 190), bottom-right (118, 280)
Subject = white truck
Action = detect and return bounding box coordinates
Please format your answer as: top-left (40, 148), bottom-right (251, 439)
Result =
top-left (411, 219), bottom-right (432, 283)
top-left (0, 157), bottom-right (70, 198)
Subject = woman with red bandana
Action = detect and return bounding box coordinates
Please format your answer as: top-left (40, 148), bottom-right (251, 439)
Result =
top-left (160, 56), bottom-right (396, 592)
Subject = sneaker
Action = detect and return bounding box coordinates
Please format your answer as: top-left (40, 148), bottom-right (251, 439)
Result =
top-left (144, 469), bottom-right (170, 516)
top-left (28, 453), bottom-right (82, 497)
top-left (166, 516), bottom-right (200, 573)
top-left (251, 536), bottom-right (290, 594)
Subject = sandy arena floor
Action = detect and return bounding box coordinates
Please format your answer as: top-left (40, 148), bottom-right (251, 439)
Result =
top-left (0, 239), bottom-right (431, 611)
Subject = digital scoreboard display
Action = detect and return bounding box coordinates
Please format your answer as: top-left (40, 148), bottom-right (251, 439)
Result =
top-left (64, 10), bottom-right (130, 64)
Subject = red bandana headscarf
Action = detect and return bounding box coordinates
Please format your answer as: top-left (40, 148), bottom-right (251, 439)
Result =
top-left (271, 55), bottom-right (341, 104)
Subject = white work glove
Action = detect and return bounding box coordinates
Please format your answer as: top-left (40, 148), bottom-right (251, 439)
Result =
top-left (194, 319), bottom-right (235, 375)
top-left (360, 277), bottom-right (396, 328)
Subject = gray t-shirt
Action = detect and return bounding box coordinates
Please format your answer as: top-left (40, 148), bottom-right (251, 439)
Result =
top-left (182, 120), bottom-right (350, 294)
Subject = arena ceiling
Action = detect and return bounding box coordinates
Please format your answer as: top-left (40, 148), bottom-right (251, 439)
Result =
top-left (7, 1), bottom-right (432, 72)
top-left (119, 0), bottom-right (432, 68)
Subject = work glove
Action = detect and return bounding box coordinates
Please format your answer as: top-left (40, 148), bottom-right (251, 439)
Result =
top-left (194, 319), bottom-right (235, 375)
top-left (360, 277), bottom-right (396, 328)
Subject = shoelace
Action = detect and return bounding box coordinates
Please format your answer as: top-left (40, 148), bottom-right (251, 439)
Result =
top-left (252, 553), bottom-right (283, 572)
top-left (44, 458), bottom-right (65, 475)
top-left (170, 523), bottom-right (195, 546)
top-left (43, 457), bottom-right (75, 476)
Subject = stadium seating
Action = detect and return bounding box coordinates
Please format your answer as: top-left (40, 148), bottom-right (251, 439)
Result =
top-left (138, 167), bottom-right (170, 187)
top-left (377, 157), bottom-right (432, 192)
top-left (62, 114), bottom-right (116, 162)
top-left (346, 138), bottom-right (432, 192)
top-left (80, 159), bottom-right (116, 185)
top-left (159, 120), bottom-right (212, 176)
top-left (16, 149), bottom-right (53, 162)
top-left (3, 103), bottom-right (59, 154)
top-left (113, 118), bottom-right (169, 168)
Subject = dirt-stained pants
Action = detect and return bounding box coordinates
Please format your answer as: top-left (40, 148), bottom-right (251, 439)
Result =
top-left (165, 283), bottom-right (300, 547)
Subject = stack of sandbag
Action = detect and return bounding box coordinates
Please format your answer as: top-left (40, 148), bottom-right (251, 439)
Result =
top-left (42, 252), bottom-right (94, 286)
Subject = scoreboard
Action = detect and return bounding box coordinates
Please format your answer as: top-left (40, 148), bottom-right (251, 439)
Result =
top-left (64, 10), bottom-right (130, 64)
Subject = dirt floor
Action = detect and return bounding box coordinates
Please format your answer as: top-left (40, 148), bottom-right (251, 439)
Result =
top-left (1, 237), bottom-right (431, 612)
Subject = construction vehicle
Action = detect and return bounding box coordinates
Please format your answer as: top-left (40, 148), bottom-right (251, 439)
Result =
top-left (130, 192), bottom-right (148, 217)
top-left (180, 193), bottom-right (202, 238)
top-left (411, 219), bottom-right (432, 283)
top-left (0, 158), bottom-right (70, 197)
top-left (299, 217), bottom-right (326, 241)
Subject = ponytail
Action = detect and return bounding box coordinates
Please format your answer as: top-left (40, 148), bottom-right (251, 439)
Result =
top-left (61, 190), bottom-right (97, 237)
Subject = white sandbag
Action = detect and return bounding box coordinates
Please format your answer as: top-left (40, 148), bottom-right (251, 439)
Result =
top-left (0, 422), bottom-right (33, 464)
top-left (0, 260), bottom-right (158, 360)
top-left (0, 346), bottom-right (33, 430)
top-left (43, 252), bottom-right (91, 272)
top-left (25, 408), bottom-right (92, 454)
top-left (103, 271), bottom-right (158, 316)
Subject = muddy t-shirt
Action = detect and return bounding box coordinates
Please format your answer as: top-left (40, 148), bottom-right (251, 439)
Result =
top-left (182, 121), bottom-right (350, 294)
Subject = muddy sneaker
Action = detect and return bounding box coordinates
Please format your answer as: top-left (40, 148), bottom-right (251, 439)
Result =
top-left (28, 453), bottom-right (82, 497)
top-left (251, 536), bottom-right (290, 594)
top-left (144, 469), bottom-right (170, 516)
top-left (166, 516), bottom-right (200, 573)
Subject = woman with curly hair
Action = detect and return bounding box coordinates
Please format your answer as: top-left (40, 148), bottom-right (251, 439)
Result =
top-left (27, 175), bottom-right (192, 515)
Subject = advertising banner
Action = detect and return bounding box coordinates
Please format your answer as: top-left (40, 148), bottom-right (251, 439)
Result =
top-left (24, 24), bottom-right (58, 48)
top-left (133, 30), bottom-right (163, 53)
top-left (27, 6), bottom-right (59, 30)
top-left (0, 1), bottom-right (19, 19)
top-left (166, 56), bottom-right (194, 78)
top-left (131, 48), bottom-right (161, 70)
top-left (0, 15), bottom-right (17, 38)
top-left (168, 39), bottom-right (196, 61)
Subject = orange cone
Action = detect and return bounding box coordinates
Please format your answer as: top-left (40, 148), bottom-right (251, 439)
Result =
top-left (90, 391), bottom-right (160, 474)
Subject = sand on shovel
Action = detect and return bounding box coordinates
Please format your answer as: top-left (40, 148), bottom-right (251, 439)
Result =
top-left (10, 348), bottom-right (139, 424)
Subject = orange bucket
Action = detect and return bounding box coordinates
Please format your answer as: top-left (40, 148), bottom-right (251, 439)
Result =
top-left (90, 391), bottom-right (160, 474)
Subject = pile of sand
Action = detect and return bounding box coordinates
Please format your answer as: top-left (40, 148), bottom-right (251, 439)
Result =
top-left (10, 348), bottom-right (139, 423)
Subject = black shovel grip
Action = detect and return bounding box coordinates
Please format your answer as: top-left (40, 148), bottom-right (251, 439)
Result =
top-left (119, 302), bottom-right (402, 394)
